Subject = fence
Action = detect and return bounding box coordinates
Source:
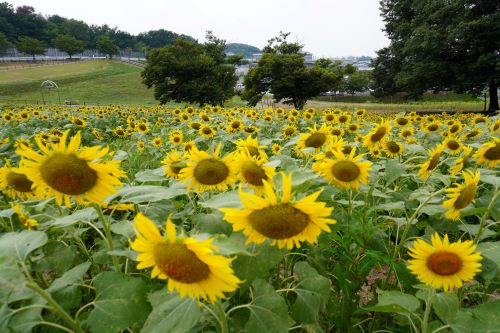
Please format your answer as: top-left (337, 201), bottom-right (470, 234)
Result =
top-left (0, 48), bottom-right (146, 62)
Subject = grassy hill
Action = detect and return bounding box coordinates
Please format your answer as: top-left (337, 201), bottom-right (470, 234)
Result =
top-left (225, 43), bottom-right (261, 58)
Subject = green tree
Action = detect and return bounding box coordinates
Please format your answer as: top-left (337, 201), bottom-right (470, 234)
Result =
top-left (141, 32), bottom-right (237, 106)
top-left (373, 0), bottom-right (500, 111)
top-left (0, 32), bottom-right (11, 54)
top-left (344, 70), bottom-right (371, 96)
top-left (96, 36), bottom-right (119, 58)
top-left (242, 32), bottom-right (338, 109)
top-left (53, 35), bottom-right (85, 59)
top-left (16, 36), bottom-right (46, 61)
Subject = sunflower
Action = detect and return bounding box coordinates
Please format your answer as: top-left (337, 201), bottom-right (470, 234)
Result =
top-left (182, 141), bottom-right (196, 155)
top-left (323, 113), bottom-right (336, 123)
top-left (407, 233), bottom-right (482, 292)
top-left (180, 143), bottom-right (237, 192)
top-left (443, 170), bottom-right (480, 220)
top-left (227, 118), bottom-right (243, 133)
top-left (369, 146), bottom-right (382, 158)
top-left (137, 140), bottom-right (145, 152)
top-left (71, 117), bottom-right (87, 127)
top-left (347, 123), bottom-right (360, 133)
top-left (399, 127), bottom-right (414, 140)
top-left (417, 145), bottom-right (444, 180)
top-left (312, 148), bottom-right (372, 189)
top-left (461, 128), bottom-right (482, 141)
top-left (220, 173), bottom-right (335, 249)
top-left (190, 122), bottom-right (202, 130)
top-left (236, 136), bottom-right (268, 160)
top-left (296, 123), bottom-right (331, 154)
top-left (383, 140), bottom-right (404, 158)
top-left (329, 127), bottom-right (344, 137)
top-left (443, 138), bottom-right (462, 155)
top-left (199, 124), bottom-right (216, 138)
top-left (243, 125), bottom-right (259, 134)
top-left (282, 125), bottom-right (297, 138)
top-left (423, 122), bottom-right (441, 134)
top-left (363, 120), bottom-right (392, 148)
top-left (234, 151), bottom-right (275, 193)
top-left (113, 127), bottom-right (128, 138)
top-left (167, 131), bottom-right (181, 146)
top-left (450, 146), bottom-right (472, 177)
top-left (0, 163), bottom-right (42, 200)
top-left (473, 137), bottom-right (499, 168)
top-left (448, 122), bottom-right (463, 136)
top-left (130, 213), bottom-right (241, 303)
top-left (17, 130), bottom-right (125, 207)
top-left (162, 150), bottom-right (185, 179)
top-left (271, 143), bottom-right (282, 155)
top-left (152, 137), bottom-right (163, 148)
top-left (136, 122), bottom-right (150, 134)
top-left (12, 204), bottom-right (38, 230)
top-left (394, 116), bottom-right (410, 127)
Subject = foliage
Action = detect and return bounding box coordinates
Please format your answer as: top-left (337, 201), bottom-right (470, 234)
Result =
top-left (52, 35), bottom-right (85, 59)
top-left (96, 35), bottom-right (119, 58)
top-left (225, 42), bottom-right (261, 59)
top-left (141, 32), bottom-right (237, 106)
top-left (0, 32), bottom-right (11, 54)
top-left (373, 0), bottom-right (500, 111)
top-left (15, 36), bottom-right (46, 60)
top-left (344, 70), bottom-right (371, 96)
top-left (242, 32), bottom-right (340, 109)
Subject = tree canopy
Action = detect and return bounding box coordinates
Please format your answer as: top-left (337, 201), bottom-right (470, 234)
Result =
top-left (53, 34), bottom-right (85, 59)
top-left (141, 32), bottom-right (237, 106)
top-left (242, 32), bottom-right (340, 109)
top-left (372, 0), bottom-right (500, 111)
top-left (16, 36), bottom-right (46, 60)
top-left (96, 36), bottom-right (119, 58)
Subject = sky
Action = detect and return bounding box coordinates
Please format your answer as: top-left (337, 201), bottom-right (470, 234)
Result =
top-left (8, 0), bottom-right (389, 57)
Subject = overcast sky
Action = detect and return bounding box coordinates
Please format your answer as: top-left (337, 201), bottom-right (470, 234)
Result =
top-left (9, 0), bottom-right (389, 57)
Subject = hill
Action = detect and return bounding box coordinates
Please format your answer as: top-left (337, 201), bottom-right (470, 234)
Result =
top-left (225, 43), bottom-right (261, 58)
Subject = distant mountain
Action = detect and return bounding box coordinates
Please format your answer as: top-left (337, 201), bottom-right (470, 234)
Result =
top-left (225, 43), bottom-right (261, 59)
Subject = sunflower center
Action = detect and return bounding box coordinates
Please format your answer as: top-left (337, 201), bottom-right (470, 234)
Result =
top-left (7, 171), bottom-right (33, 192)
top-left (153, 242), bottom-right (210, 283)
top-left (447, 140), bottom-right (460, 150)
top-left (386, 141), bottom-right (401, 153)
top-left (40, 154), bottom-right (98, 195)
top-left (285, 128), bottom-right (295, 136)
top-left (248, 204), bottom-right (309, 239)
top-left (326, 114), bottom-right (334, 121)
top-left (231, 121), bottom-right (240, 129)
top-left (331, 160), bottom-right (360, 182)
top-left (191, 123), bottom-right (201, 130)
top-left (427, 124), bottom-right (439, 131)
top-left (202, 127), bottom-right (212, 135)
top-left (241, 161), bottom-right (267, 186)
top-left (305, 133), bottom-right (327, 148)
top-left (370, 126), bottom-right (387, 142)
top-left (484, 142), bottom-right (500, 161)
top-left (449, 124), bottom-right (460, 133)
top-left (397, 118), bottom-right (408, 126)
top-left (193, 158), bottom-right (229, 185)
top-left (338, 115), bottom-right (348, 123)
top-left (454, 184), bottom-right (477, 209)
top-left (426, 251), bottom-right (462, 276)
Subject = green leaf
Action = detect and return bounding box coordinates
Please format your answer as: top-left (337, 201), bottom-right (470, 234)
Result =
top-left (87, 272), bottom-right (152, 333)
top-left (458, 223), bottom-right (495, 241)
top-left (135, 168), bottom-right (167, 182)
top-left (201, 190), bottom-right (242, 209)
top-left (244, 279), bottom-right (289, 333)
top-left (0, 231), bottom-right (48, 261)
top-left (141, 291), bottom-right (202, 333)
top-left (385, 159), bottom-right (406, 186)
top-left (110, 184), bottom-right (185, 203)
top-left (192, 212), bottom-right (232, 235)
top-left (0, 256), bottom-right (34, 302)
top-left (432, 292), bottom-right (459, 324)
top-left (50, 207), bottom-right (97, 227)
top-left (477, 242), bottom-right (500, 268)
top-left (291, 289), bottom-right (322, 324)
top-left (232, 243), bottom-right (285, 284)
top-left (371, 201), bottom-right (405, 212)
top-left (212, 233), bottom-right (252, 256)
top-left (48, 262), bottom-right (91, 293)
top-left (110, 220), bottom-right (135, 238)
top-left (450, 300), bottom-right (500, 333)
top-left (364, 290), bottom-right (420, 313)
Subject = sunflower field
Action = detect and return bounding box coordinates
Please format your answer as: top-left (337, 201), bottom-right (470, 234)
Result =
top-left (0, 105), bottom-right (499, 333)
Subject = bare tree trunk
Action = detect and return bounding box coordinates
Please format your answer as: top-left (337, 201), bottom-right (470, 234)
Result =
top-left (488, 82), bottom-right (499, 111)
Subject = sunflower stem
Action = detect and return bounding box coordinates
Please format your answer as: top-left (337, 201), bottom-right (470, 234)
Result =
top-left (474, 187), bottom-right (500, 243)
top-left (421, 288), bottom-right (435, 333)
top-left (214, 301), bottom-right (229, 333)
top-left (93, 204), bottom-right (120, 272)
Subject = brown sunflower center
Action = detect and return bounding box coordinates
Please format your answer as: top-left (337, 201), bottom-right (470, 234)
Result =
top-left (241, 161), bottom-right (267, 186)
top-left (397, 118), bottom-right (408, 126)
top-left (370, 126), bottom-right (387, 142)
top-left (426, 251), bottom-right (462, 276)
top-left (349, 124), bottom-right (358, 131)
top-left (427, 124), bottom-right (439, 132)
top-left (138, 124), bottom-right (147, 131)
top-left (447, 140), bottom-right (460, 150)
top-left (325, 114), bottom-right (335, 121)
top-left (231, 121), bottom-right (240, 129)
top-left (331, 160), bottom-right (360, 182)
top-left (453, 184), bottom-right (477, 209)
top-left (449, 124), bottom-right (460, 133)
top-left (193, 158), bottom-right (229, 185)
top-left (40, 154), bottom-right (98, 195)
top-left (386, 141), bottom-right (401, 154)
top-left (202, 127), bottom-right (213, 135)
top-left (484, 142), bottom-right (500, 161)
top-left (338, 115), bottom-right (348, 123)
top-left (248, 204), bottom-right (309, 239)
top-left (305, 132), bottom-right (327, 148)
top-left (191, 123), bottom-right (201, 130)
top-left (285, 127), bottom-right (296, 136)
top-left (74, 119), bottom-right (84, 126)
top-left (173, 137), bottom-right (180, 143)
top-left (6, 171), bottom-right (33, 192)
top-left (153, 242), bottom-right (210, 283)
top-left (331, 129), bottom-right (342, 136)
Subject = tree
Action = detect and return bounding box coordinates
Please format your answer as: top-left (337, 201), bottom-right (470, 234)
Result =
top-left (16, 36), bottom-right (46, 61)
top-left (242, 32), bottom-right (338, 109)
top-left (373, 0), bottom-right (500, 111)
top-left (344, 70), bottom-right (371, 96)
top-left (0, 32), bottom-right (11, 54)
top-left (141, 32), bottom-right (237, 106)
top-left (53, 35), bottom-right (85, 59)
top-left (96, 36), bottom-right (119, 58)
